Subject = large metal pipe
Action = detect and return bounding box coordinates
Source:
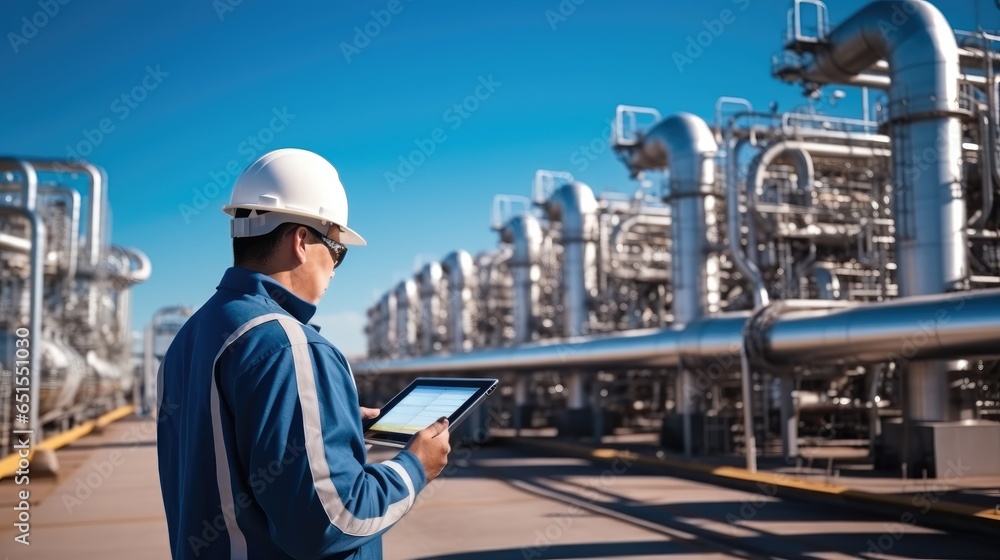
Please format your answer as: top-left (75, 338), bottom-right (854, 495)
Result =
top-left (971, 111), bottom-right (998, 230)
top-left (13, 159), bottom-right (107, 268)
top-left (628, 113), bottom-right (722, 324)
top-left (0, 159), bottom-right (44, 440)
top-left (730, 137), bottom-right (890, 310)
top-left (0, 184), bottom-right (83, 281)
top-left (394, 280), bottom-right (418, 357)
top-left (12, 160), bottom-right (108, 330)
top-left (608, 213), bottom-right (672, 283)
top-left (547, 182), bottom-right (598, 410)
top-left (354, 288), bottom-right (1000, 375)
top-left (748, 141), bottom-right (892, 209)
top-left (547, 182), bottom-right (598, 337)
top-left (143, 306), bottom-right (193, 415)
top-left (417, 262), bottom-right (443, 354)
top-left (441, 250), bottom-right (476, 353)
top-left (500, 215), bottom-right (543, 425)
top-left (625, 112), bottom-right (721, 454)
top-left (380, 291), bottom-right (397, 358)
top-left (749, 143), bottom-right (814, 202)
top-left (48, 187), bottom-right (81, 283)
top-left (108, 246), bottom-right (150, 349)
top-left (502, 214), bottom-right (543, 344)
top-left (787, 0), bottom-right (967, 422)
top-left (727, 136), bottom-right (770, 308)
top-left (812, 265), bottom-right (843, 300)
top-left (118, 245), bottom-right (152, 284)
top-left (765, 290), bottom-right (998, 365)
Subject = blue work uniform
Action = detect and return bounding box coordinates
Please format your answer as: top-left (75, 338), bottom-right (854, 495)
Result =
top-left (157, 267), bottom-right (426, 559)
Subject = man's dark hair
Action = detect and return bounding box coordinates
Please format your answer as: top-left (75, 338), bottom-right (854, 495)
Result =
top-left (232, 210), bottom-right (300, 266)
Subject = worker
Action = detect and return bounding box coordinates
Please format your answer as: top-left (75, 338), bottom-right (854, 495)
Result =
top-left (157, 148), bottom-right (451, 559)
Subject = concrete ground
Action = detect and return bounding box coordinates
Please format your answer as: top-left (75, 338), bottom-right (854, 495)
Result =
top-left (0, 418), bottom-right (997, 559)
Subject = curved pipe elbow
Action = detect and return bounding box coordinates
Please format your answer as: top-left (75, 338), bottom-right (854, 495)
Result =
top-left (747, 143), bottom-right (816, 199)
top-left (546, 181), bottom-right (597, 240)
top-left (119, 246), bottom-right (152, 283)
top-left (806, 0), bottom-right (959, 118)
top-left (501, 214), bottom-right (543, 267)
top-left (418, 262), bottom-right (443, 295)
top-left (625, 113), bottom-right (718, 189)
top-left (441, 250), bottom-right (475, 289)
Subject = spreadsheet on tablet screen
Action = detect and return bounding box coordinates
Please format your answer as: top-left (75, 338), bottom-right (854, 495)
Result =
top-left (369, 386), bottom-right (478, 434)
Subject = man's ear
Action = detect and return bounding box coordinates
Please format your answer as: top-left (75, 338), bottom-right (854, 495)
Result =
top-left (291, 226), bottom-right (310, 264)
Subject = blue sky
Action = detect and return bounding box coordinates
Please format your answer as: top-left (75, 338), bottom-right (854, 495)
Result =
top-left (2, 0), bottom-right (995, 357)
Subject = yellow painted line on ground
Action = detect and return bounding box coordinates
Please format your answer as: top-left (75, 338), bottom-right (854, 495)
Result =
top-left (511, 436), bottom-right (1000, 526)
top-left (94, 405), bottom-right (134, 430)
top-left (34, 421), bottom-right (96, 452)
top-left (0, 405), bottom-right (135, 481)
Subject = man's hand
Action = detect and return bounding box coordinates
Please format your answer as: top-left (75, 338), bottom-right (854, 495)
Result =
top-left (405, 417), bottom-right (451, 482)
top-left (360, 406), bottom-right (380, 420)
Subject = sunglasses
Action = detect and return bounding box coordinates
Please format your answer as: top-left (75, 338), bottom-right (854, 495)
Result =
top-left (303, 225), bottom-right (348, 269)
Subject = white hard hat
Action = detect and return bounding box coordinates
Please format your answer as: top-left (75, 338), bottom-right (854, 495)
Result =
top-left (223, 148), bottom-right (366, 245)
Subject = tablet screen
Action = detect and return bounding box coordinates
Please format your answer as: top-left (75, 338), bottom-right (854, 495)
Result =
top-left (368, 386), bottom-right (479, 435)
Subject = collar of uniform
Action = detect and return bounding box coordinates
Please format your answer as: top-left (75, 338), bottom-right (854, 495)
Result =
top-left (218, 267), bottom-right (317, 324)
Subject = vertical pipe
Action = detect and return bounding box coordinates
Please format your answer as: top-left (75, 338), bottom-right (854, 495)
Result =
top-left (394, 280), bottom-right (417, 357)
top-left (739, 331), bottom-right (758, 471)
top-left (502, 215), bottom-right (543, 432)
top-left (547, 182), bottom-right (598, 339)
top-left (0, 160), bottom-right (43, 441)
top-left (788, 0), bottom-right (967, 423)
top-left (0, 207), bottom-right (44, 441)
top-left (502, 214), bottom-right (543, 344)
top-left (779, 373), bottom-right (798, 459)
top-left (418, 263), bottom-right (443, 354)
top-left (975, 114), bottom-right (994, 230)
top-left (143, 322), bottom-right (154, 416)
top-left (627, 113), bottom-right (721, 323)
top-left (384, 291), bottom-right (397, 358)
top-left (78, 162), bottom-right (106, 268)
top-left (441, 250), bottom-right (476, 353)
top-left (375, 296), bottom-right (387, 357)
top-left (727, 137), bottom-right (771, 308)
top-left (28, 160), bottom-right (107, 329)
top-left (547, 183), bottom-right (598, 417)
top-left (624, 112), bottom-right (722, 456)
top-left (514, 377), bottom-right (530, 433)
top-left (813, 266), bottom-right (843, 300)
top-left (894, 116), bottom-right (965, 422)
top-left (677, 366), bottom-right (693, 457)
top-left (26, 160), bottom-right (106, 268)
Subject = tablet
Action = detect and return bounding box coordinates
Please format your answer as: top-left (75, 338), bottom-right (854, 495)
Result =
top-left (363, 377), bottom-right (498, 448)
